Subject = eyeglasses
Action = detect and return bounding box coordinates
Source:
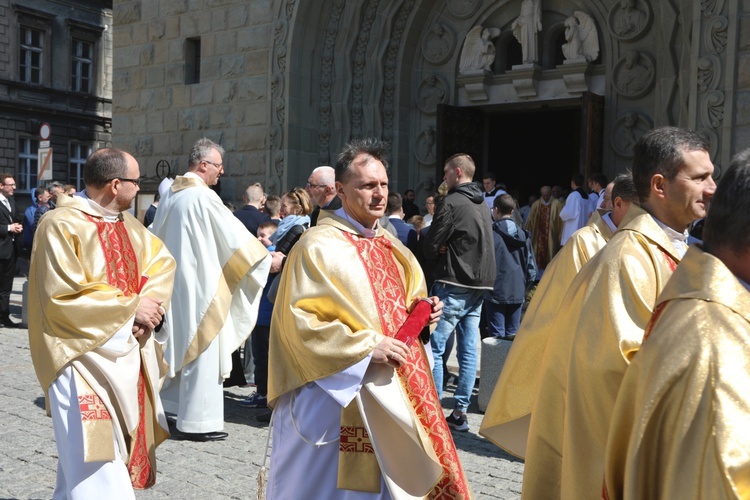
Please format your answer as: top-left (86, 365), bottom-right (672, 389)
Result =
top-left (203, 160), bottom-right (224, 169)
top-left (306, 182), bottom-right (326, 189)
top-left (111, 177), bottom-right (141, 186)
top-left (2, 183), bottom-right (16, 187)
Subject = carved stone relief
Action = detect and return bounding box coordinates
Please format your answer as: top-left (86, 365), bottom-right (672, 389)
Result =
top-left (447, 0), bottom-right (481, 20)
top-left (416, 74), bottom-right (448, 114)
top-left (267, 0), bottom-right (298, 194)
top-left (696, 0), bottom-right (730, 168)
top-left (701, 0), bottom-right (725, 18)
top-left (611, 112), bottom-right (651, 157)
top-left (607, 0), bottom-right (651, 41)
top-left (317, 0), bottom-right (345, 164)
top-left (613, 50), bottom-right (654, 98)
top-left (382, 0), bottom-right (418, 147)
top-left (415, 126), bottom-right (437, 165)
top-left (351, 0), bottom-right (380, 139)
top-left (704, 16), bottom-right (728, 54)
top-left (423, 23), bottom-right (456, 65)
top-left (697, 55), bottom-right (721, 92)
top-left (701, 90), bottom-right (724, 128)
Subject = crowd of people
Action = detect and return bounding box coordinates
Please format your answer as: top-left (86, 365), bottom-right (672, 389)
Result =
top-left (16, 127), bottom-right (749, 499)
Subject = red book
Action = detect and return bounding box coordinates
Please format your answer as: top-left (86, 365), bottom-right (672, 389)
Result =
top-left (395, 298), bottom-right (432, 346)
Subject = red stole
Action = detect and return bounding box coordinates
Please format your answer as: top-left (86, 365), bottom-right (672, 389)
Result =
top-left (89, 215), bottom-right (155, 489)
top-left (345, 232), bottom-right (472, 498)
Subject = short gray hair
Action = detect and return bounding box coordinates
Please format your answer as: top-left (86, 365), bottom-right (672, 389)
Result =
top-left (335, 138), bottom-right (389, 183)
top-left (189, 137), bottom-right (224, 167)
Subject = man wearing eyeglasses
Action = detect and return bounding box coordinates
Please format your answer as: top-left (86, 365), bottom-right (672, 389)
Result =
top-left (28, 147), bottom-right (176, 495)
top-left (151, 137), bottom-right (281, 442)
top-left (306, 166), bottom-right (341, 226)
top-left (0, 174), bottom-right (22, 328)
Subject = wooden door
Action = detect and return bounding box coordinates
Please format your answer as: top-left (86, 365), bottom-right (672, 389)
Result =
top-left (579, 92), bottom-right (604, 178)
top-left (436, 104), bottom-right (485, 182)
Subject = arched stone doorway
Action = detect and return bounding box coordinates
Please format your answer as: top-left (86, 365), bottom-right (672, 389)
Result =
top-left (275, 0), bottom-right (726, 201)
top-left (425, 1), bottom-right (609, 203)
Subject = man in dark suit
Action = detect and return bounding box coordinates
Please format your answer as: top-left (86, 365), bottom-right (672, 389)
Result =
top-left (233, 183), bottom-right (270, 236)
top-left (0, 174), bottom-right (23, 327)
top-left (386, 193), bottom-right (418, 252)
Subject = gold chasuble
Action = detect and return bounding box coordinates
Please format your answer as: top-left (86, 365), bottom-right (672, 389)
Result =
top-left (521, 205), bottom-right (680, 499)
top-left (28, 194), bottom-right (175, 488)
top-left (268, 214), bottom-right (472, 499)
top-left (604, 246), bottom-right (750, 500)
top-left (525, 198), bottom-right (563, 269)
top-left (480, 210), bottom-right (613, 458)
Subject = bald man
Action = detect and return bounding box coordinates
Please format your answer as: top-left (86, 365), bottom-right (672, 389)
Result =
top-left (306, 166), bottom-right (342, 226)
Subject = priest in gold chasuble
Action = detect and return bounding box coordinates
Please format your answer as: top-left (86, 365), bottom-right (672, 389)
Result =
top-left (521, 128), bottom-right (716, 499)
top-left (524, 186), bottom-right (563, 271)
top-left (267, 139), bottom-right (472, 499)
top-left (480, 173), bottom-right (638, 458)
top-left (28, 148), bottom-right (176, 496)
top-left (604, 153), bottom-right (750, 500)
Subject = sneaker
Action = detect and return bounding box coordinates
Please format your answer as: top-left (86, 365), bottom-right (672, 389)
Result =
top-left (446, 412), bottom-right (469, 432)
top-left (239, 392), bottom-right (267, 408)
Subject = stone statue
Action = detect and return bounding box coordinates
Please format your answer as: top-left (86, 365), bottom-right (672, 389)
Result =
top-left (613, 0), bottom-right (646, 38)
top-left (512, 0), bottom-right (542, 65)
top-left (562, 11), bottom-right (599, 63)
top-left (459, 25), bottom-right (501, 74)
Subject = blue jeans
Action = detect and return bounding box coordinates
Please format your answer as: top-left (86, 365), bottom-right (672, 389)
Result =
top-left (484, 302), bottom-right (522, 338)
top-left (430, 282), bottom-right (484, 413)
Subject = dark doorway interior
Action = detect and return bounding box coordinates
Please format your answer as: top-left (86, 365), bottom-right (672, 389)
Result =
top-left (486, 107), bottom-right (581, 204)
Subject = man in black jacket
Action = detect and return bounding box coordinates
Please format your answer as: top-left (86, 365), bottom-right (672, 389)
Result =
top-left (423, 153), bottom-right (495, 432)
top-left (0, 174), bottom-right (23, 327)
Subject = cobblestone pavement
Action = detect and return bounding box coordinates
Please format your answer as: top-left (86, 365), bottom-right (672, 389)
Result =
top-left (0, 278), bottom-right (523, 499)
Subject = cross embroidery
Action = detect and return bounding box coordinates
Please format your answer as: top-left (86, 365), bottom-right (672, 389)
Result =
top-left (78, 394), bottom-right (112, 421)
top-left (339, 426), bottom-right (374, 454)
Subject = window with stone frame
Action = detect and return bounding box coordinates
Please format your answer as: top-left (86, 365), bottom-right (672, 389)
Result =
top-left (67, 19), bottom-right (104, 95)
top-left (18, 137), bottom-right (39, 192)
top-left (69, 142), bottom-right (90, 191)
top-left (71, 39), bottom-right (93, 93)
top-left (19, 26), bottom-right (44, 84)
top-left (14, 5), bottom-right (54, 86)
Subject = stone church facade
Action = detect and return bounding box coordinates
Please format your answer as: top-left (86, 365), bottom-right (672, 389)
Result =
top-left (112, 0), bottom-right (749, 205)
